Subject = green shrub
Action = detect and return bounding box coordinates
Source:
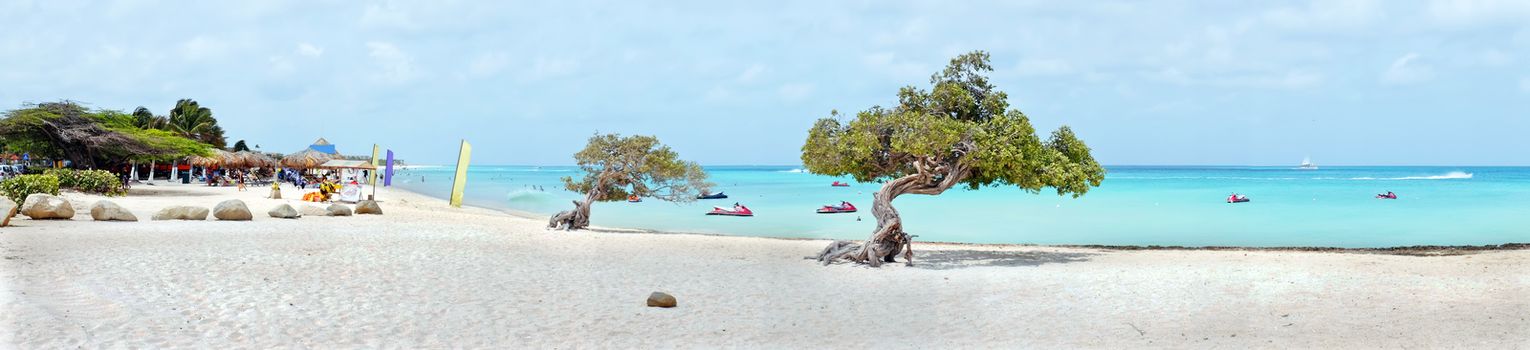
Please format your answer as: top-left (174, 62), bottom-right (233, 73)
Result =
top-left (0, 174), bottom-right (60, 204)
top-left (42, 169), bottom-right (126, 197)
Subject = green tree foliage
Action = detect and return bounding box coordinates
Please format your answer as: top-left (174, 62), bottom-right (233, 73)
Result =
top-left (803, 51), bottom-right (1105, 266)
top-left (0, 101), bottom-right (213, 169)
top-left (130, 106), bottom-right (167, 130)
top-left (232, 140), bottom-right (249, 152)
top-left (549, 133), bottom-right (712, 230)
top-left (0, 174), bottom-right (60, 204)
top-left (167, 99), bottom-right (226, 149)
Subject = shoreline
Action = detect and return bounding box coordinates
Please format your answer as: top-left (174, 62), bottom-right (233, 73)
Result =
top-left (390, 186), bottom-right (1530, 255)
top-left (5, 182), bottom-right (1529, 347)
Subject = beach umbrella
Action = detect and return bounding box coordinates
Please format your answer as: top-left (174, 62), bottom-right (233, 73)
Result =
top-left (227, 151), bottom-right (276, 168)
top-left (187, 149), bottom-right (232, 167)
top-left (281, 148), bottom-right (334, 169)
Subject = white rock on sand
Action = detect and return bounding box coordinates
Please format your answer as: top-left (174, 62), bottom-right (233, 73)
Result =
top-left (267, 204), bottom-right (300, 219)
top-left (89, 200), bottom-right (138, 222)
top-left (1, 184), bottom-right (1527, 348)
top-left (20, 193), bottom-right (74, 220)
top-left (152, 205), bottom-right (209, 221)
top-left (212, 199), bottom-right (252, 221)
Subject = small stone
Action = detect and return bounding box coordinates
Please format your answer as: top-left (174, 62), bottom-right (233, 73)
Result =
top-left (354, 200), bottom-right (382, 215)
top-left (0, 197), bottom-right (16, 227)
top-left (20, 194), bottom-right (74, 220)
top-left (212, 199), bottom-right (253, 221)
top-left (152, 206), bottom-right (209, 221)
top-left (89, 200), bottom-right (138, 221)
top-left (267, 204), bottom-right (300, 219)
top-left (646, 292), bottom-right (676, 308)
top-left (326, 204), bottom-right (352, 216)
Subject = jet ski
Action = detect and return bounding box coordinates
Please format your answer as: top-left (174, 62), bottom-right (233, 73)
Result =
top-left (627, 195), bottom-right (641, 203)
top-left (707, 204), bottom-right (753, 216)
top-left (816, 201), bottom-right (857, 214)
top-left (1227, 194), bottom-right (1250, 203)
top-left (830, 181), bottom-right (850, 187)
top-left (697, 192), bottom-right (728, 200)
top-left (1376, 192), bottom-right (1398, 199)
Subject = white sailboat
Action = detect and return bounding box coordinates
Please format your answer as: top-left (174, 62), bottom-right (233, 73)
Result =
top-left (1298, 156), bottom-right (1318, 170)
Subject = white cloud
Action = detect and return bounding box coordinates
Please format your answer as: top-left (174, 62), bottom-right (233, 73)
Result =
top-left (468, 52), bottom-right (509, 78)
top-left (360, 1), bottom-right (415, 29)
top-left (860, 52), bottom-right (927, 81)
top-left (296, 43), bottom-right (323, 57)
top-left (1262, 0), bottom-right (1383, 29)
top-left (1382, 53), bottom-right (1432, 85)
top-left (268, 56), bottom-right (294, 74)
top-left (1146, 67), bottom-right (1323, 89)
top-left (778, 83), bottom-right (814, 101)
top-left (1015, 58), bottom-right (1074, 76)
top-left (1475, 49), bottom-right (1513, 66)
top-left (736, 64), bottom-right (765, 83)
top-left (1427, 0), bottom-right (1530, 24)
top-left (180, 36), bottom-right (228, 60)
top-left (366, 41), bottom-right (418, 83)
top-left (528, 57), bottom-right (579, 79)
top-left (1520, 77), bottom-right (1530, 94)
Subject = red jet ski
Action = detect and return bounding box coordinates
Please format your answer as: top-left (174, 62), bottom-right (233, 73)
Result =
top-left (816, 201), bottom-right (857, 214)
top-left (1376, 192), bottom-right (1398, 199)
top-left (707, 204), bottom-right (753, 217)
top-left (831, 181), bottom-right (850, 187)
top-left (1227, 194), bottom-right (1250, 203)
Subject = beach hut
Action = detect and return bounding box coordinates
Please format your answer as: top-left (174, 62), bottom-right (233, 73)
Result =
top-left (307, 138), bottom-right (340, 155)
top-left (186, 149), bottom-right (232, 168)
top-left (282, 148), bottom-right (334, 169)
top-left (228, 151), bottom-right (277, 169)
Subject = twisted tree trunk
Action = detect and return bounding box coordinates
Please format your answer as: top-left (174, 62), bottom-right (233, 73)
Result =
top-left (548, 189), bottom-right (602, 230)
top-left (816, 159), bottom-right (969, 267)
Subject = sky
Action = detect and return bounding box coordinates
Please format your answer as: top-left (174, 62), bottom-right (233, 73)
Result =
top-left (2, 0), bottom-right (1528, 166)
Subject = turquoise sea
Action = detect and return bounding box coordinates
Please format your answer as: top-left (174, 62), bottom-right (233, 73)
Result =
top-left (392, 165), bottom-right (1530, 248)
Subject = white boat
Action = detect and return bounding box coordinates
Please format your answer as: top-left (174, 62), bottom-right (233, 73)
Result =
top-left (1298, 156), bottom-right (1318, 170)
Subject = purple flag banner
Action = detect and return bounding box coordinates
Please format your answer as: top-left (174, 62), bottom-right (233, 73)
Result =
top-left (384, 150), bottom-right (395, 187)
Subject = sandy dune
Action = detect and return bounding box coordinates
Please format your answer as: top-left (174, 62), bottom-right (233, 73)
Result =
top-left (2, 183), bottom-right (1527, 348)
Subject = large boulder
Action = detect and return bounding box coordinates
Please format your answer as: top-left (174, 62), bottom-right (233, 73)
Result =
top-left (299, 205), bottom-right (328, 217)
top-left (355, 200), bottom-right (382, 215)
top-left (268, 204), bottom-right (300, 219)
top-left (21, 194), bottom-right (74, 220)
top-left (212, 199), bottom-right (253, 221)
top-left (326, 204), bottom-right (353, 216)
top-left (89, 200), bottom-right (138, 221)
top-left (152, 206), bottom-right (209, 221)
top-left (0, 197), bottom-right (15, 227)
top-left (647, 292), bottom-right (677, 308)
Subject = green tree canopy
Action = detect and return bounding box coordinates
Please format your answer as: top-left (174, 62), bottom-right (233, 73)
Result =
top-left (804, 51), bottom-right (1105, 267)
top-left (232, 140), bottom-right (249, 152)
top-left (0, 101), bottom-right (213, 169)
top-left (167, 99), bottom-right (226, 149)
top-left (548, 133), bottom-right (711, 230)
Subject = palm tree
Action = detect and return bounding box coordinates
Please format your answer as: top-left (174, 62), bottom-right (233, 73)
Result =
top-left (130, 106), bottom-right (167, 129)
top-left (166, 99), bottom-right (226, 149)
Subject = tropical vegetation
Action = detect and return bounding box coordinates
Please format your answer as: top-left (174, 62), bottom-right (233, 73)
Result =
top-left (548, 133), bottom-right (711, 230)
top-left (804, 51), bottom-right (1105, 267)
top-left (0, 174), bottom-right (59, 204)
top-left (0, 101), bottom-right (214, 170)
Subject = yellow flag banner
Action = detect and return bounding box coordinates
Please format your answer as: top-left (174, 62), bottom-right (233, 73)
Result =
top-left (369, 144), bottom-right (381, 186)
top-left (449, 139), bottom-right (472, 208)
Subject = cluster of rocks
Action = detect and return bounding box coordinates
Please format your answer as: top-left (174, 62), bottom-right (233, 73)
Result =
top-left (0, 194), bottom-right (384, 225)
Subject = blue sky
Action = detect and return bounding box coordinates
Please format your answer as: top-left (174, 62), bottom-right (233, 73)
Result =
top-left (2, 0), bottom-right (1528, 166)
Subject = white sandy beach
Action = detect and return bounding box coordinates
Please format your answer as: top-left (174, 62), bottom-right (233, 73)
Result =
top-left (2, 183), bottom-right (1528, 348)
